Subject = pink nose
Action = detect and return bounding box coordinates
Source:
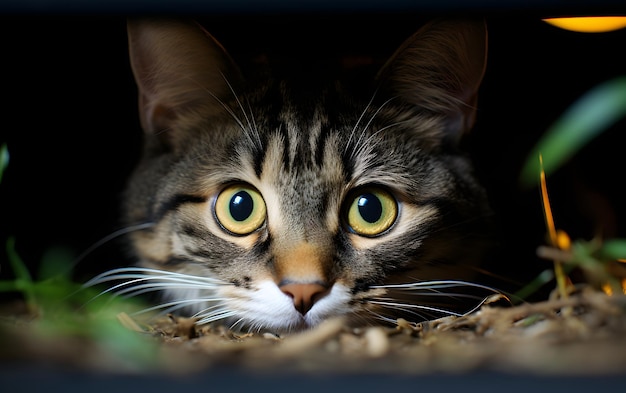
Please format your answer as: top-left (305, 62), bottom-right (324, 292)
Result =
top-left (280, 283), bottom-right (329, 315)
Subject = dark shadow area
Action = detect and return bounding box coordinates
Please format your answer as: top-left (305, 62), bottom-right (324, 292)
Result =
top-left (0, 8), bottom-right (625, 302)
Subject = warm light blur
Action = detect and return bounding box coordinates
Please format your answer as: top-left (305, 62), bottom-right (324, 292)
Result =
top-left (543, 17), bottom-right (626, 33)
top-left (602, 279), bottom-right (626, 296)
top-left (556, 230), bottom-right (571, 251)
top-left (603, 283), bottom-right (613, 296)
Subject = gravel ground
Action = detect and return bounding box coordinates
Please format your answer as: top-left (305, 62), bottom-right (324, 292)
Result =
top-left (3, 288), bottom-right (626, 377)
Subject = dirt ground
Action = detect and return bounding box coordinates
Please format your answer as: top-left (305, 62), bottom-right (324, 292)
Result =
top-left (2, 287), bottom-right (626, 377)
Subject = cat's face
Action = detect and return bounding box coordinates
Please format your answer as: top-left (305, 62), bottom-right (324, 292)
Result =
top-left (119, 18), bottom-right (493, 332)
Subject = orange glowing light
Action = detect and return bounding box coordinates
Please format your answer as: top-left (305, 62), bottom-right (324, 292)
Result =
top-left (543, 17), bottom-right (626, 33)
top-left (602, 279), bottom-right (626, 296)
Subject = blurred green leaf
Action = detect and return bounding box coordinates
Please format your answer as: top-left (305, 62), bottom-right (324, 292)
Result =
top-left (597, 239), bottom-right (626, 260)
top-left (0, 143), bottom-right (8, 184)
top-left (5, 237), bottom-right (36, 308)
top-left (38, 246), bottom-right (75, 281)
top-left (520, 76), bottom-right (626, 187)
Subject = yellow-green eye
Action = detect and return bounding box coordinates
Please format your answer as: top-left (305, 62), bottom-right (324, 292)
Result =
top-left (214, 184), bottom-right (266, 235)
top-left (346, 187), bottom-right (398, 237)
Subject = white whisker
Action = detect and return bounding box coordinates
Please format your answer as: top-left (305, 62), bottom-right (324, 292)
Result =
top-left (346, 89), bottom-right (378, 153)
top-left (366, 280), bottom-right (509, 324)
top-left (84, 267), bottom-right (225, 288)
top-left (69, 222), bottom-right (155, 272)
top-left (463, 294), bottom-right (498, 315)
top-left (82, 267), bottom-right (233, 324)
top-left (192, 303), bottom-right (226, 318)
top-left (197, 310), bottom-right (239, 325)
top-left (362, 308), bottom-right (397, 325)
top-left (133, 297), bottom-right (220, 316)
top-left (197, 78), bottom-right (248, 135)
top-left (112, 282), bottom-right (222, 299)
top-left (220, 72), bottom-right (263, 151)
top-left (369, 300), bottom-right (465, 317)
top-left (350, 96), bottom-right (398, 161)
top-left (228, 317), bottom-right (246, 331)
top-left (372, 280), bottom-right (505, 296)
top-left (245, 100), bottom-right (263, 150)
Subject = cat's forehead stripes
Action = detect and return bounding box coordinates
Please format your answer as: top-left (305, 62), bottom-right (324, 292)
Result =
top-left (245, 79), bottom-right (440, 198)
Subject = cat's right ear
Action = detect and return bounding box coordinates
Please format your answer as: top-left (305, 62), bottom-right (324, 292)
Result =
top-left (376, 18), bottom-right (487, 145)
top-left (127, 18), bottom-right (242, 149)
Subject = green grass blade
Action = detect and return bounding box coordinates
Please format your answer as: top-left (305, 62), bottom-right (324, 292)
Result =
top-left (520, 76), bottom-right (626, 187)
top-left (0, 143), bottom-right (8, 184)
top-left (598, 239), bottom-right (626, 260)
top-left (0, 281), bottom-right (20, 291)
top-left (5, 237), bottom-right (37, 307)
top-left (6, 237), bottom-right (33, 282)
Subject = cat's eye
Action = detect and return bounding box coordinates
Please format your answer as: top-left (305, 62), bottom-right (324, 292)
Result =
top-left (214, 184), bottom-right (266, 235)
top-left (345, 187), bottom-right (398, 237)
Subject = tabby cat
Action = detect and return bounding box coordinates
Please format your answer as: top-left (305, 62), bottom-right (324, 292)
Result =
top-left (97, 17), bottom-right (496, 333)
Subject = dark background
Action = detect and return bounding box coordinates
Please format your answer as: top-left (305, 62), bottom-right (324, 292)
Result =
top-left (1, 3), bottom-right (626, 300)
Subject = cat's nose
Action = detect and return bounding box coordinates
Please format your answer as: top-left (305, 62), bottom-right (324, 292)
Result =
top-left (280, 282), bottom-right (329, 315)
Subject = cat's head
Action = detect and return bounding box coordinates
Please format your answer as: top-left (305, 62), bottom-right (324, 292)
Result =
top-left (120, 17), bottom-right (493, 332)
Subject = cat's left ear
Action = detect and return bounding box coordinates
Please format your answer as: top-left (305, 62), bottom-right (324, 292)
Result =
top-left (377, 18), bottom-right (487, 143)
top-left (127, 18), bottom-right (243, 149)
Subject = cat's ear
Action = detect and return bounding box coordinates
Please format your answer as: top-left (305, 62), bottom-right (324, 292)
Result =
top-left (377, 18), bottom-right (487, 143)
top-left (127, 18), bottom-right (242, 147)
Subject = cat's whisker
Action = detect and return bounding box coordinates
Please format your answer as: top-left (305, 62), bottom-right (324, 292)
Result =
top-left (85, 267), bottom-right (226, 287)
top-left (85, 277), bottom-right (220, 301)
top-left (371, 279), bottom-right (505, 296)
top-left (363, 308), bottom-right (398, 325)
top-left (373, 295), bottom-right (492, 321)
top-left (358, 96), bottom-right (397, 140)
top-left (82, 267), bottom-right (232, 314)
top-left (132, 297), bottom-right (221, 316)
top-left (198, 82), bottom-right (248, 137)
top-left (349, 96), bottom-right (398, 161)
top-left (365, 305), bottom-right (438, 326)
top-left (195, 310), bottom-right (238, 326)
top-left (112, 282), bottom-right (225, 300)
top-left (365, 279), bottom-right (509, 324)
top-left (353, 119), bottom-right (410, 160)
top-left (191, 302), bottom-right (227, 318)
top-left (66, 222), bottom-right (155, 273)
top-left (365, 302), bottom-right (426, 323)
top-left (407, 292), bottom-right (487, 301)
top-left (197, 313), bottom-right (238, 326)
top-left (346, 89), bottom-right (378, 154)
top-left (245, 100), bottom-right (263, 151)
top-left (220, 71), bottom-right (263, 151)
top-left (227, 317), bottom-right (246, 331)
top-left (463, 295), bottom-right (495, 315)
top-left (84, 266), bottom-right (238, 325)
top-left (369, 299), bottom-right (465, 317)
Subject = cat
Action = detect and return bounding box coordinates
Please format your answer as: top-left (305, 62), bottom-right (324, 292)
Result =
top-left (92, 17), bottom-right (497, 333)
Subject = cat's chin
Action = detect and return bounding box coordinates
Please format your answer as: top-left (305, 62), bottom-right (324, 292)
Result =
top-left (219, 280), bottom-right (354, 333)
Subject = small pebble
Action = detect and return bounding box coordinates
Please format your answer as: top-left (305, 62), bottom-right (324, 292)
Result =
top-left (364, 327), bottom-right (390, 358)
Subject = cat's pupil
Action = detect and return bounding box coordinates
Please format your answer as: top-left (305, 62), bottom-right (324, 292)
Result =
top-left (230, 191), bottom-right (254, 222)
top-left (357, 194), bottom-right (383, 223)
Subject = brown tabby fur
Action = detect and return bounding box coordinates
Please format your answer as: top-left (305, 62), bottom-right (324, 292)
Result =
top-left (102, 17), bottom-right (496, 332)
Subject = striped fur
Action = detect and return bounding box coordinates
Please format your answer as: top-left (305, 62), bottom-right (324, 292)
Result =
top-left (113, 17), bottom-right (496, 332)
